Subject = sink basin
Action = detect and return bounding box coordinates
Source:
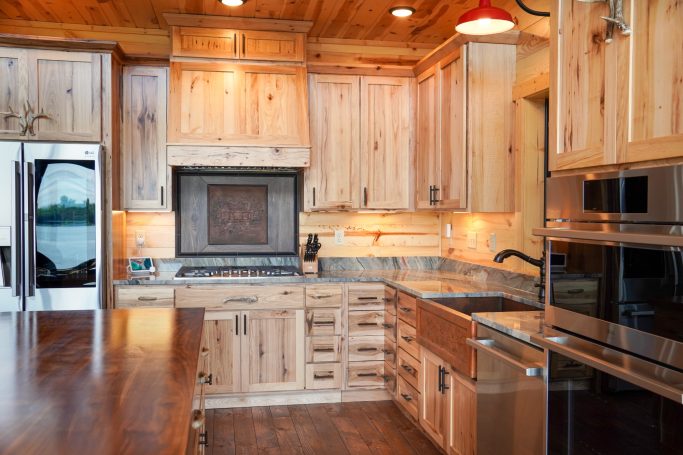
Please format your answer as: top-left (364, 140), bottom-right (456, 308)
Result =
top-left (428, 296), bottom-right (539, 316)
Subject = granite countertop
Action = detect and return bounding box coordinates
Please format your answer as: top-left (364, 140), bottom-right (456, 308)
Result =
top-left (115, 269), bottom-right (543, 308)
top-left (471, 311), bottom-right (546, 346)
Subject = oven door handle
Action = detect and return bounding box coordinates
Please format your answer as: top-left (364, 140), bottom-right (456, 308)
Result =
top-left (532, 332), bottom-right (683, 404)
top-left (467, 338), bottom-right (544, 377)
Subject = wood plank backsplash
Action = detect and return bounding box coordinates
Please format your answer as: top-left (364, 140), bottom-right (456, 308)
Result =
top-left (125, 211), bottom-right (441, 258)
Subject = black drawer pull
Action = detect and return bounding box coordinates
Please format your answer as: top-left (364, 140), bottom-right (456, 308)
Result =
top-left (382, 348), bottom-right (394, 355)
top-left (401, 364), bottom-right (416, 374)
top-left (357, 372), bottom-right (378, 377)
top-left (382, 323), bottom-right (394, 329)
top-left (357, 347), bottom-right (379, 352)
top-left (313, 320), bottom-right (336, 326)
top-left (401, 335), bottom-right (414, 342)
top-left (313, 347), bottom-right (335, 352)
top-left (399, 307), bottom-right (412, 313)
top-left (311, 294), bottom-right (334, 299)
top-left (400, 393), bottom-right (413, 401)
top-left (314, 372), bottom-right (335, 380)
top-left (357, 296), bottom-right (379, 301)
top-left (566, 289), bottom-right (585, 294)
top-left (358, 322), bottom-right (379, 326)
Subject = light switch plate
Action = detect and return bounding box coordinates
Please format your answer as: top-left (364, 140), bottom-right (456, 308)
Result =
top-left (135, 231), bottom-right (145, 248)
top-left (334, 229), bottom-right (344, 245)
top-left (445, 223), bottom-right (452, 239)
top-left (467, 231), bottom-right (477, 249)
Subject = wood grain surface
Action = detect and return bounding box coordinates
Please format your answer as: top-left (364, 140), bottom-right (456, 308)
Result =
top-left (0, 308), bottom-right (205, 455)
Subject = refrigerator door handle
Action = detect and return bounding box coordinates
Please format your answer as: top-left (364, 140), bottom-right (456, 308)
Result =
top-left (23, 162), bottom-right (35, 298)
top-left (10, 161), bottom-right (22, 298)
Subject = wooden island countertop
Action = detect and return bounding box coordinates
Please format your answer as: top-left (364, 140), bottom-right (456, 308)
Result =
top-left (0, 308), bottom-right (205, 455)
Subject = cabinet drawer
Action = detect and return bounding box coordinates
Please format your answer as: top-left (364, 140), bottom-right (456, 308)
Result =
top-left (347, 361), bottom-right (385, 389)
top-left (305, 285), bottom-right (343, 308)
top-left (348, 311), bottom-right (384, 336)
top-left (397, 292), bottom-right (417, 326)
top-left (384, 311), bottom-right (397, 342)
top-left (384, 338), bottom-right (397, 367)
top-left (348, 283), bottom-right (385, 310)
top-left (306, 363), bottom-right (342, 390)
top-left (384, 361), bottom-right (397, 395)
top-left (306, 336), bottom-right (342, 363)
top-left (115, 286), bottom-right (175, 308)
top-left (397, 348), bottom-right (420, 390)
top-left (398, 320), bottom-right (419, 360)
top-left (552, 279), bottom-right (599, 305)
top-left (396, 375), bottom-right (419, 420)
top-left (348, 336), bottom-right (385, 362)
top-left (385, 287), bottom-right (398, 316)
top-left (175, 285), bottom-right (304, 310)
top-left (306, 308), bottom-right (342, 336)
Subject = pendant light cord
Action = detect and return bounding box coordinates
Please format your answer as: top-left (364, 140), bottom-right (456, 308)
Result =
top-left (515, 0), bottom-right (550, 17)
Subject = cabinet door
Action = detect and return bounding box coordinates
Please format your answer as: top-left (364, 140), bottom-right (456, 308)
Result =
top-left (202, 312), bottom-right (241, 394)
top-left (621, 0), bottom-right (683, 163)
top-left (241, 309), bottom-right (305, 392)
top-left (172, 27), bottom-right (239, 59)
top-left (448, 371), bottom-right (476, 455)
top-left (168, 62), bottom-right (241, 144)
top-left (0, 48), bottom-right (28, 139)
top-left (550, 0), bottom-right (616, 171)
top-left (28, 50), bottom-right (102, 142)
top-left (360, 76), bottom-right (411, 209)
top-left (416, 67), bottom-right (439, 209)
top-left (306, 74), bottom-right (360, 210)
top-left (419, 349), bottom-right (448, 448)
top-left (122, 66), bottom-right (168, 210)
top-left (438, 51), bottom-right (467, 210)
top-left (243, 65), bottom-right (309, 146)
top-left (240, 30), bottom-right (305, 62)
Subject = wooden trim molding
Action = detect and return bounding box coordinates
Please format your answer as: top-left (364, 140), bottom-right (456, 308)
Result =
top-left (163, 13), bottom-right (313, 33)
top-left (0, 33), bottom-right (123, 59)
top-left (167, 145), bottom-right (311, 167)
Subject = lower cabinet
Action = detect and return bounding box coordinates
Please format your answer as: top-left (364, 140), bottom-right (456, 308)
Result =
top-left (448, 371), bottom-right (477, 455)
top-left (420, 348), bottom-right (449, 448)
top-left (202, 313), bottom-right (241, 394)
top-left (188, 346), bottom-right (210, 455)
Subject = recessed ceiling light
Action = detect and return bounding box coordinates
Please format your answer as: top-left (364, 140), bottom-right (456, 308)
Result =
top-left (390, 6), bottom-right (415, 17)
top-left (219, 0), bottom-right (245, 6)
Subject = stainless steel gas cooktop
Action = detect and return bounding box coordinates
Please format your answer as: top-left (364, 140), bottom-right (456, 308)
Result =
top-left (174, 266), bottom-right (301, 279)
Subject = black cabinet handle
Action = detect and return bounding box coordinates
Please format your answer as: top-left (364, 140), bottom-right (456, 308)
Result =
top-left (433, 186), bottom-right (440, 204)
top-left (363, 187), bottom-right (368, 206)
top-left (244, 314), bottom-right (247, 335)
top-left (357, 347), bottom-right (379, 352)
top-left (235, 314), bottom-right (239, 335)
top-left (438, 365), bottom-right (443, 392)
top-left (357, 296), bottom-right (379, 301)
top-left (357, 372), bottom-right (378, 377)
top-left (401, 393), bottom-right (413, 402)
top-left (399, 307), bottom-right (412, 313)
top-left (401, 364), bottom-right (416, 374)
top-left (401, 335), bottom-right (414, 342)
top-left (382, 323), bottom-right (394, 329)
top-left (312, 187), bottom-right (316, 207)
top-left (233, 33), bottom-right (237, 55)
top-left (160, 186), bottom-right (164, 206)
top-left (441, 366), bottom-right (450, 394)
top-left (242, 33), bottom-right (246, 55)
top-left (313, 347), bottom-right (335, 353)
top-left (358, 322), bottom-right (379, 326)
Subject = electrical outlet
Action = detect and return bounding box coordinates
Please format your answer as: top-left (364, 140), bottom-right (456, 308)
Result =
top-left (135, 231), bottom-right (145, 248)
top-left (488, 233), bottom-right (497, 252)
top-left (445, 223), bottom-right (452, 239)
top-left (334, 229), bottom-right (344, 245)
top-left (467, 231), bottom-right (477, 249)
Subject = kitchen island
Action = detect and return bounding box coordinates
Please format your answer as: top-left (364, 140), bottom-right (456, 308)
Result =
top-left (0, 308), bottom-right (205, 455)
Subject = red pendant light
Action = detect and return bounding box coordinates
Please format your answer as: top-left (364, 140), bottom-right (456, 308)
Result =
top-left (455, 0), bottom-right (515, 35)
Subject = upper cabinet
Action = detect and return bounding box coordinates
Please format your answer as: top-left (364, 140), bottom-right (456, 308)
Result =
top-left (0, 48), bottom-right (101, 142)
top-left (550, 0), bottom-right (683, 171)
top-left (167, 62), bottom-right (309, 146)
top-left (416, 43), bottom-right (515, 212)
top-left (241, 30), bottom-right (305, 62)
top-left (121, 66), bottom-right (168, 211)
top-left (305, 74), bottom-right (412, 211)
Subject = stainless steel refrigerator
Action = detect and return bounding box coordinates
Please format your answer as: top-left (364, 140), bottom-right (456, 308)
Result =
top-left (0, 142), bottom-right (103, 312)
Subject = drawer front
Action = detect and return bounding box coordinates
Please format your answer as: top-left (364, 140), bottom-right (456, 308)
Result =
top-left (385, 286), bottom-right (397, 316)
top-left (552, 279), bottom-right (599, 305)
top-left (384, 361), bottom-right (397, 395)
top-left (306, 363), bottom-right (342, 390)
top-left (348, 336), bottom-right (385, 362)
top-left (347, 361), bottom-right (385, 389)
top-left (384, 311), bottom-right (397, 342)
top-left (306, 308), bottom-right (342, 336)
top-left (397, 320), bottom-right (419, 359)
top-left (396, 375), bottom-right (419, 420)
top-left (348, 311), bottom-right (384, 336)
top-left (175, 285), bottom-right (304, 310)
top-left (397, 292), bottom-right (417, 326)
top-left (397, 348), bottom-right (420, 389)
top-left (115, 286), bottom-right (175, 308)
top-left (383, 338), bottom-right (397, 367)
top-left (306, 285), bottom-right (343, 308)
top-left (348, 283), bottom-right (385, 310)
top-left (306, 336), bottom-right (342, 363)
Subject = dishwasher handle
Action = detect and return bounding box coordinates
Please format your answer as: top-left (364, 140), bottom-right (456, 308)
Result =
top-left (467, 338), bottom-right (544, 377)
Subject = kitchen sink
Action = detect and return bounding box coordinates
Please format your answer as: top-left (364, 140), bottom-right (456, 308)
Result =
top-left (428, 296), bottom-right (540, 316)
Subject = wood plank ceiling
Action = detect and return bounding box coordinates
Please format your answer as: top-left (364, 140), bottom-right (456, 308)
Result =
top-left (0, 0), bottom-right (549, 44)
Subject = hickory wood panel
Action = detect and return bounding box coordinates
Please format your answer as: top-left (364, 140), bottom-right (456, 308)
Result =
top-left (0, 47), bottom-right (28, 138)
top-left (305, 363), bottom-right (343, 390)
top-left (348, 336), bottom-right (385, 362)
top-left (384, 335), bottom-right (397, 366)
top-left (305, 308), bottom-right (342, 337)
top-left (397, 347), bottom-right (421, 391)
top-left (397, 375), bottom-right (420, 421)
top-left (448, 370), bottom-right (477, 455)
top-left (202, 312), bottom-right (242, 394)
top-left (121, 65), bottom-right (168, 210)
top-left (306, 335), bottom-right (343, 363)
top-left (347, 283), bottom-right (385, 310)
top-left (305, 284), bottom-right (343, 308)
top-left (348, 311), bottom-right (384, 337)
top-left (415, 66), bottom-right (439, 209)
top-left (171, 26), bottom-right (238, 59)
top-left (346, 361), bottom-right (385, 389)
top-left (419, 348), bottom-right (448, 449)
top-left (397, 292), bottom-right (417, 326)
top-left (114, 285), bottom-right (175, 308)
top-left (241, 309), bottom-right (306, 393)
top-left (397, 320), bottom-right (420, 361)
top-left (384, 360), bottom-right (397, 395)
top-left (167, 145), bottom-right (310, 167)
top-left (241, 30), bottom-right (305, 62)
top-left (175, 285), bottom-right (305, 310)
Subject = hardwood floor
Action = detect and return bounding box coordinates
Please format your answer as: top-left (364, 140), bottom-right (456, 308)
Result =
top-left (203, 400), bottom-right (442, 455)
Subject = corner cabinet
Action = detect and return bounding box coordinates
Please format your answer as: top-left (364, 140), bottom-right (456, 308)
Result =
top-left (121, 66), bottom-right (169, 211)
top-left (550, 0), bottom-right (683, 171)
top-left (416, 43), bottom-right (515, 212)
top-left (167, 61), bottom-right (309, 147)
top-left (305, 74), bottom-right (412, 211)
top-left (0, 48), bottom-right (102, 142)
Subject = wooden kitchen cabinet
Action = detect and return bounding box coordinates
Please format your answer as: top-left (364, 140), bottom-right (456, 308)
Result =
top-left (121, 66), bottom-right (169, 210)
top-left (448, 370), bottom-right (477, 455)
top-left (550, 0), bottom-right (683, 171)
top-left (240, 30), bottom-right (305, 62)
top-left (416, 43), bottom-right (515, 212)
top-left (305, 74), bottom-right (412, 211)
top-left (114, 285), bottom-right (175, 308)
top-left (0, 47), bottom-right (102, 142)
top-left (419, 348), bottom-right (449, 449)
top-left (202, 312), bottom-right (242, 394)
top-left (168, 62), bottom-right (308, 147)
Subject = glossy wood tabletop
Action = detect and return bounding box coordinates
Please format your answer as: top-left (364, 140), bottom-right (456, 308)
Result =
top-left (0, 308), bottom-right (205, 455)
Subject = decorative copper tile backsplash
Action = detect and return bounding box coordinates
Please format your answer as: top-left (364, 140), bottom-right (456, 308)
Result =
top-left (207, 185), bottom-right (268, 245)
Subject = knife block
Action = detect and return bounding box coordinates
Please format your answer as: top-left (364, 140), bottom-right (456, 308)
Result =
top-left (300, 244), bottom-right (319, 275)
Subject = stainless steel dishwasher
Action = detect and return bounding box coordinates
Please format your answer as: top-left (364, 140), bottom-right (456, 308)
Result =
top-left (467, 325), bottom-right (546, 455)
